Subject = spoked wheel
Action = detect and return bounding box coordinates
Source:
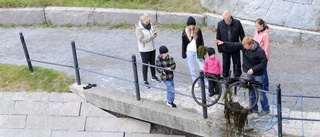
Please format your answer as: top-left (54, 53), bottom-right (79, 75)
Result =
top-left (227, 79), bottom-right (259, 110)
top-left (191, 75), bottom-right (222, 107)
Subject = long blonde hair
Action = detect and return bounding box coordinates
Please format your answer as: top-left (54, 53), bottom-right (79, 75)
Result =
top-left (186, 26), bottom-right (198, 40)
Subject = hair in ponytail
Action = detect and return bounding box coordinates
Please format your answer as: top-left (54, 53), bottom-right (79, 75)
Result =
top-left (255, 18), bottom-right (269, 29)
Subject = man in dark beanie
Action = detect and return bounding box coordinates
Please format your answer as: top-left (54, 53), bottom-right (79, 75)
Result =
top-left (156, 46), bottom-right (177, 108)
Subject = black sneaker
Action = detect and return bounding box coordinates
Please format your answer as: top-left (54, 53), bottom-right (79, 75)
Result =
top-left (151, 77), bottom-right (161, 83)
top-left (166, 102), bottom-right (177, 108)
top-left (144, 81), bottom-right (150, 89)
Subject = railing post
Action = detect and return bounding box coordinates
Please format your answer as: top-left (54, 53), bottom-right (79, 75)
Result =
top-left (200, 70), bottom-right (208, 119)
top-left (19, 32), bottom-right (34, 73)
top-left (277, 84), bottom-right (282, 137)
top-left (132, 55), bottom-right (141, 101)
top-left (71, 41), bottom-right (81, 85)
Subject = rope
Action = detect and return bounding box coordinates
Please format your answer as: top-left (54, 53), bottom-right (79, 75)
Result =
top-left (29, 59), bottom-right (74, 68)
top-left (76, 48), bottom-right (132, 62)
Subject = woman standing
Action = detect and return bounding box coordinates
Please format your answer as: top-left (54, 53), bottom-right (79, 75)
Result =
top-left (136, 13), bottom-right (161, 88)
top-left (253, 18), bottom-right (270, 92)
top-left (182, 16), bottom-right (205, 85)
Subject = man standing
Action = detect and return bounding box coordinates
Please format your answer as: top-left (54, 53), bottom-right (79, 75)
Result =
top-left (216, 10), bottom-right (245, 78)
top-left (215, 36), bottom-right (270, 116)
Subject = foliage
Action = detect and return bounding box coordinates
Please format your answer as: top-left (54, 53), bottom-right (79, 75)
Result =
top-left (0, 63), bottom-right (74, 92)
top-left (0, 0), bottom-right (205, 13)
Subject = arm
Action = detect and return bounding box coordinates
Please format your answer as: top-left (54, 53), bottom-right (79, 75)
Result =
top-left (135, 28), bottom-right (152, 44)
top-left (217, 59), bottom-right (222, 75)
top-left (203, 59), bottom-right (208, 74)
top-left (252, 50), bottom-right (267, 73)
top-left (216, 23), bottom-right (222, 53)
top-left (238, 22), bottom-right (245, 41)
top-left (215, 40), bottom-right (243, 51)
top-left (264, 33), bottom-right (270, 60)
top-left (181, 31), bottom-right (187, 59)
top-left (169, 57), bottom-right (176, 71)
top-left (155, 59), bottom-right (163, 73)
top-left (197, 28), bottom-right (204, 46)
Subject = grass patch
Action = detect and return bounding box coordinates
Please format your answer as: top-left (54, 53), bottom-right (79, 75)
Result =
top-left (108, 23), bottom-right (135, 30)
top-left (0, 63), bottom-right (75, 92)
top-left (0, 0), bottom-right (205, 13)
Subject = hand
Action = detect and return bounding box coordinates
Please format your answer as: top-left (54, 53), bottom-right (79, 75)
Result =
top-left (214, 39), bottom-right (223, 45)
top-left (247, 69), bottom-right (254, 75)
top-left (162, 70), bottom-right (166, 75)
top-left (152, 31), bottom-right (157, 38)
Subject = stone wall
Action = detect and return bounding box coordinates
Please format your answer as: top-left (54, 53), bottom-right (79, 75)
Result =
top-left (201, 0), bottom-right (320, 31)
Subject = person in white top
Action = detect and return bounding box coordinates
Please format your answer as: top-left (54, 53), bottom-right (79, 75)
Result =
top-left (181, 16), bottom-right (206, 84)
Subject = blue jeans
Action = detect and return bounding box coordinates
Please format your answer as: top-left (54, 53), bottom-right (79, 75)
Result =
top-left (163, 79), bottom-right (175, 103)
top-left (186, 51), bottom-right (204, 82)
top-left (263, 65), bottom-right (269, 91)
top-left (246, 74), bottom-right (270, 112)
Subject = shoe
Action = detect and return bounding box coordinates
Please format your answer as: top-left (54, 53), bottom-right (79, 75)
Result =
top-left (144, 81), bottom-right (150, 89)
top-left (151, 77), bottom-right (161, 83)
top-left (258, 110), bottom-right (270, 116)
top-left (209, 93), bottom-right (214, 97)
top-left (166, 102), bottom-right (177, 108)
top-left (247, 110), bottom-right (259, 115)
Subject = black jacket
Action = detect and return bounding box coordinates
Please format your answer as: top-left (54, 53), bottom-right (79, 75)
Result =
top-left (221, 41), bottom-right (267, 76)
top-left (181, 28), bottom-right (204, 59)
top-left (216, 17), bottom-right (245, 53)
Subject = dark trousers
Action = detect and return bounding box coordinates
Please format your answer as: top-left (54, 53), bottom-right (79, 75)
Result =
top-left (222, 51), bottom-right (242, 77)
top-left (208, 80), bottom-right (217, 95)
top-left (140, 50), bottom-right (156, 82)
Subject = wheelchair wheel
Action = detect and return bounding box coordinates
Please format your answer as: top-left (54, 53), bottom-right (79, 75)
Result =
top-left (227, 80), bottom-right (259, 110)
top-left (191, 75), bottom-right (222, 107)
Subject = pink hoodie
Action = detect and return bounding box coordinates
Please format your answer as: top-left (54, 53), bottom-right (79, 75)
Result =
top-left (254, 28), bottom-right (270, 60)
top-left (204, 57), bottom-right (222, 75)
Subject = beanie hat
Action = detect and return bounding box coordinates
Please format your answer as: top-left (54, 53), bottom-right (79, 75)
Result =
top-left (208, 47), bottom-right (215, 56)
top-left (159, 45), bottom-right (169, 54)
top-left (187, 16), bottom-right (196, 26)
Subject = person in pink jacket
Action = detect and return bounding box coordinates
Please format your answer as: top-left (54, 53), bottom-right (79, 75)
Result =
top-left (204, 47), bottom-right (222, 97)
top-left (253, 18), bottom-right (270, 91)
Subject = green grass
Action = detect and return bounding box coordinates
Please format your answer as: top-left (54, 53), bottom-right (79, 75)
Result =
top-left (0, 0), bottom-right (205, 13)
top-left (0, 63), bottom-right (75, 92)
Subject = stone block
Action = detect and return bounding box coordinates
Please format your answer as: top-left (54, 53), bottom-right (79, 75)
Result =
top-left (0, 115), bottom-right (26, 129)
top-left (45, 7), bottom-right (94, 26)
top-left (12, 101), bottom-right (81, 116)
top-left (94, 8), bottom-right (157, 25)
top-left (269, 25), bottom-right (302, 44)
top-left (0, 92), bottom-right (49, 101)
top-left (0, 129), bottom-right (51, 137)
top-left (157, 11), bottom-right (204, 25)
top-left (284, 4), bottom-right (320, 30)
top-left (285, 0), bottom-right (313, 4)
top-left (0, 101), bottom-right (14, 114)
top-left (313, 0), bottom-right (320, 4)
top-left (0, 8), bottom-right (45, 25)
top-left (25, 116), bottom-right (85, 131)
top-left (300, 30), bottom-right (320, 46)
top-left (203, 13), bottom-right (222, 28)
top-left (49, 92), bottom-right (86, 102)
top-left (86, 118), bottom-right (150, 133)
top-left (80, 102), bottom-right (116, 118)
top-left (125, 133), bottom-right (185, 137)
top-left (52, 131), bottom-right (123, 137)
top-left (263, 1), bottom-right (294, 26)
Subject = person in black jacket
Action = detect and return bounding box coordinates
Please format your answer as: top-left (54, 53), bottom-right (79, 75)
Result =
top-left (216, 10), bottom-right (245, 78)
top-left (182, 16), bottom-right (206, 84)
top-left (214, 36), bottom-right (270, 116)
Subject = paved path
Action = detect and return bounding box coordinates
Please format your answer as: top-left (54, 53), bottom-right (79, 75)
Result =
top-left (0, 91), bottom-right (185, 137)
top-left (1, 27), bottom-right (320, 136)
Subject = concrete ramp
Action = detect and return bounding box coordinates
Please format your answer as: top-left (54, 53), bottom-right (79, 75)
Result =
top-left (70, 83), bottom-right (222, 137)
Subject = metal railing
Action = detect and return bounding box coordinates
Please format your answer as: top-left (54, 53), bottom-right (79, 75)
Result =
top-left (19, 32), bottom-right (320, 136)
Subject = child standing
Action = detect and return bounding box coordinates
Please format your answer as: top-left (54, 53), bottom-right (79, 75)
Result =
top-left (156, 46), bottom-right (177, 108)
top-left (204, 47), bottom-right (222, 97)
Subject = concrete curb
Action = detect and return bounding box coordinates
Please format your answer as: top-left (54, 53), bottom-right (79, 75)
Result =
top-left (70, 83), bottom-right (223, 137)
top-left (0, 7), bottom-right (319, 45)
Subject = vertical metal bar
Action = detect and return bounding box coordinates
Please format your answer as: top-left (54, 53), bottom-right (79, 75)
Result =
top-left (19, 32), bottom-right (34, 73)
top-left (132, 55), bottom-right (141, 101)
top-left (200, 71), bottom-right (208, 119)
top-left (277, 84), bottom-right (282, 137)
top-left (71, 41), bottom-right (81, 85)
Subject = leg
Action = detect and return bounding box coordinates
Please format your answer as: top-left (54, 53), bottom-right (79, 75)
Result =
top-left (222, 52), bottom-right (231, 77)
top-left (149, 50), bottom-right (156, 78)
top-left (164, 79), bottom-right (175, 103)
top-left (208, 79), bottom-right (214, 96)
top-left (253, 75), bottom-right (270, 115)
top-left (186, 51), bottom-right (197, 82)
top-left (263, 65), bottom-right (269, 91)
top-left (246, 74), bottom-right (258, 112)
top-left (231, 50), bottom-right (242, 77)
top-left (140, 52), bottom-right (150, 82)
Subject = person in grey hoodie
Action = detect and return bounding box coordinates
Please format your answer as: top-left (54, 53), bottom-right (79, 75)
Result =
top-left (215, 36), bottom-right (270, 116)
top-left (136, 13), bottom-right (161, 88)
